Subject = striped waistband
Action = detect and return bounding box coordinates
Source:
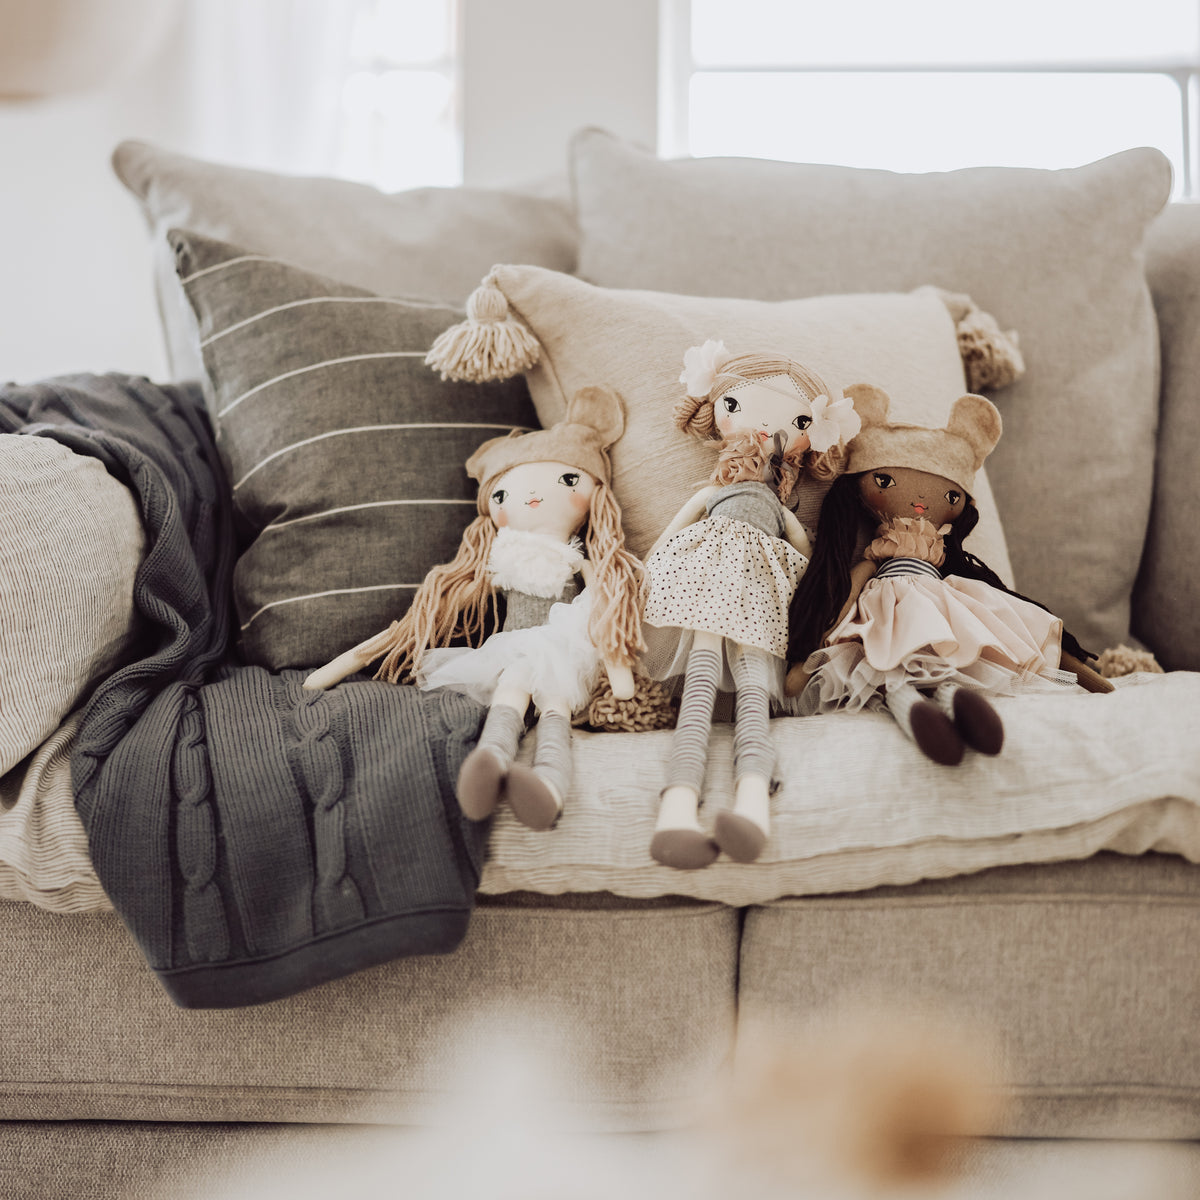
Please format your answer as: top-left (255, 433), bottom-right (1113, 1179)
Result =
top-left (873, 557), bottom-right (943, 581)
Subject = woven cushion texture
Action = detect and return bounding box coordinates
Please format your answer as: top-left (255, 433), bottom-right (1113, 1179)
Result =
top-left (172, 230), bottom-right (538, 670)
top-left (0, 435), bottom-right (143, 774)
top-left (0, 896), bottom-right (738, 1131)
top-left (112, 139), bottom-right (578, 383)
top-left (483, 265), bottom-right (1012, 578)
top-left (570, 130), bottom-right (1172, 655)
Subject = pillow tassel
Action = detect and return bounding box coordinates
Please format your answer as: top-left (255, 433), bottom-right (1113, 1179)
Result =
top-left (425, 271), bottom-right (542, 382)
top-left (934, 288), bottom-right (1025, 393)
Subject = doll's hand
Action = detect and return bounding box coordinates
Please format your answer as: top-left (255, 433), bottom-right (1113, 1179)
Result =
top-left (605, 661), bottom-right (636, 701)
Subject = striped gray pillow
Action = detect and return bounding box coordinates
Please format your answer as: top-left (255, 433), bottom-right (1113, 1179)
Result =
top-left (172, 229), bottom-right (538, 670)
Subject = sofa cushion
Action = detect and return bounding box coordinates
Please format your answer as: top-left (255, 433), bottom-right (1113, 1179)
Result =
top-left (1139, 203), bottom-right (1200, 672)
top-left (738, 852), bottom-right (1200, 1139)
top-left (171, 230), bottom-right (539, 670)
top-left (0, 435), bottom-right (143, 775)
top-left (112, 139), bottom-right (579, 384)
top-left (468, 264), bottom-right (1012, 578)
top-left (480, 672), bottom-right (1200, 904)
top-left (570, 129), bottom-right (1172, 656)
top-left (0, 894), bottom-right (737, 1132)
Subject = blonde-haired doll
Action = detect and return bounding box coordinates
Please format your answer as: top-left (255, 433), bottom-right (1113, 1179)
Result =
top-left (304, 386), bottom-right (643, 830)
top-left (643, 342), bottom-right (861, 869)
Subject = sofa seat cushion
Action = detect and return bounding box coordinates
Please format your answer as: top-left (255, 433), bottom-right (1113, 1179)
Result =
top-left (481, 672), bottom-right (1200, 904)
top-left (0, 893), bottom-right (737, 1132)
top-left (738, 852), bottom-right (1200, 1139)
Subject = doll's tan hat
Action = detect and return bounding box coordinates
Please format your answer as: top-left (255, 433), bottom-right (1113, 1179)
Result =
top-left (845, 383), bottom-right (1002, 496)
top-left (466, 385), bottom-right (624, 486)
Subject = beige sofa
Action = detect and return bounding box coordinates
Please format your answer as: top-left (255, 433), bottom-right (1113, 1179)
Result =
top-left (1, 131), bottom-right (1198, 1198)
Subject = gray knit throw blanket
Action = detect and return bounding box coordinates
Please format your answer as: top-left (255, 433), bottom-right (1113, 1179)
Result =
top-left (0, 375), bottom-right (487, 1008)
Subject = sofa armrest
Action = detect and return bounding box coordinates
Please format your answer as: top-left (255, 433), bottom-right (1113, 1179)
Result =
top-left (1137, 203), bottom-right (1200, 670)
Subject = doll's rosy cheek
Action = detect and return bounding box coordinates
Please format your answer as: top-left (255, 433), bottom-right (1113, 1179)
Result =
top-left (717, 413), bottom-right (734, 435)
top-left (569, 490), bottom-right (590, 513)
top-left (493, 507), bottom-right (509, 528)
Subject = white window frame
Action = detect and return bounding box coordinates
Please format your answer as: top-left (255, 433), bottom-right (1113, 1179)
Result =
top-left (658, 0), bottom-right (1200, 197)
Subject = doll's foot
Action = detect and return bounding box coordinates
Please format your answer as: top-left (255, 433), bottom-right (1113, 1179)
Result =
top-left (784, 662), bottom-right (811, 697)
top-left (713, 811), bottom-right (767, 863)
top-left (951, 688), bottom-right (1004, 755)
top-left (909, 699), bottom-right (964, 766)
top-left (503, 764), bottom-right (563, 831)
top-left (456, 746), bottom-right (507, 820)
top-left (650, 828), bottom-right (719, 870)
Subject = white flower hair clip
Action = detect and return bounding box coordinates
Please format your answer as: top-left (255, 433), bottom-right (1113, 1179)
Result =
top-left (806, 393), bottom-right (862, 454)
top-left (679, 339), bottom-right (731, 398)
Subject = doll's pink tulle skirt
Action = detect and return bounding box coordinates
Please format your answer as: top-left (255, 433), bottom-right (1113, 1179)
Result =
top-left (798, 572), bottom-right (1069, 714)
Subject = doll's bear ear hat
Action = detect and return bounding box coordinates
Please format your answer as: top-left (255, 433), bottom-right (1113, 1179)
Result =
top-left (844, 383), bottom-right (1002, 496)
top-left (466, 385), bottom-right (624, 486)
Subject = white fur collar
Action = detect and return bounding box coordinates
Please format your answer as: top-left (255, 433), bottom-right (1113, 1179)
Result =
top-left (488, 528), bottom-right (585, 598)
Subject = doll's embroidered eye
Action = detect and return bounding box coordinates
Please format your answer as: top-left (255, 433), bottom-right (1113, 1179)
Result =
top-left (945, 489), bottom-right (962, 505)
top-left (558, 472), bottom-right (580, 487)
top-left (793, 414), bottom-right (812, 431)
top-left (722, 396), bottom-right (741, 414)
top-left (491, 489), bottom-right (507, 505)
top-left (873, 473), bottom-right (895, 489)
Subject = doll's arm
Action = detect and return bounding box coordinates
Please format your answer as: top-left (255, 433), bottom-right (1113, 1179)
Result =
top-left (579, 560), bottom-right (636, 700)
top-left (645, 487), bottom-right (716, 559)
top-left (781, 507), bottom-right (813, 559)
top-left (1060, 649), bottom-right (1115, 694)
top-left (831, 558), bottom-right (878, 632)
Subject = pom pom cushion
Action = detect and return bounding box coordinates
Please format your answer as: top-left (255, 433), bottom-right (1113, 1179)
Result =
top-left (568, 130), bottom-right (1173, 655)
top-left (0, 435), bottom-right (144, 774)
top-left (112, 139), bottom-right (579, 384)
top-left (454, 265), bottom-right (1015, 581)
top-left (171, 229), bottom-right (538, 670)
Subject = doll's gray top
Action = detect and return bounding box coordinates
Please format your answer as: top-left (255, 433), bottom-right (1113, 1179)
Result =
top-left (706, 480), bottom-right (786, 538)
top-left (502, 577), bottom-right (581, 631)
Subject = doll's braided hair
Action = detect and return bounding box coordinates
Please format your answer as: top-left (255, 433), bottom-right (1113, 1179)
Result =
top-left (786, 473), bottom-right (1092, 664)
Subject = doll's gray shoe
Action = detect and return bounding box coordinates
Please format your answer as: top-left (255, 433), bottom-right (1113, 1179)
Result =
top-left (650, 828), bottom-right (719, 870)
top-left (456, 746), bottom-right (507, 820)
top-left (713, 810), bottom-right (768, 862)
top-left (503, 764), bottom-right (563, 831)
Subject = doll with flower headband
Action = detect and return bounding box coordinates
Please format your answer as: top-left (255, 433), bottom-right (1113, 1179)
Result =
top-left (304, 386), bottom-right (644, 830)
top-left (643, 341), bottom-right (861, 869)
top-left (785, 384), bottom-right (1108, 764)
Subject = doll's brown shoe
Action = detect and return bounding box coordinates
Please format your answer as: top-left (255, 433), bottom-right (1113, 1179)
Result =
top-left (951, 688), bottom-right (1005, 755)
top-left (909, 699), bottom-right (965, 766)
top-left (650, 828), bottom-right (719, 870)
top-left (503, 763), bottom-right (563, 831)
top-left (712, 810), bottom-right (768, 863)
top-left (456, 746), bottom-right (506, 821)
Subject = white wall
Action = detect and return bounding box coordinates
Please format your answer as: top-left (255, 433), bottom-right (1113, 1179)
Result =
top-left (0, 3), bottom-right (662, 384)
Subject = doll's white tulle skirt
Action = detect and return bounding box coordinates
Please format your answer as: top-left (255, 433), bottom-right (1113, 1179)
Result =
top-left (415, 590), bottom-right (601, 712)
top-left (796, 572), bottom-right (1071, 714)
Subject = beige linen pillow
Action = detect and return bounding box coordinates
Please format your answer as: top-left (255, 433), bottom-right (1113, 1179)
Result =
top-left (0, 436), bottom-right (144, 774)
top-left (112, 140), bottom-right (579, 384)
top-left (445, 264), bottom-right (1014, 580)
top-left (568, 130), bottom-right (1172, 655)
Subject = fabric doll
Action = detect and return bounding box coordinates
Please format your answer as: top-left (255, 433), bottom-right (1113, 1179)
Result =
top-left (642, 341), bottom-right (861, 870)
top-left (304, 385), bottom-right (644, 830)
top-left (785, 384), bottom-right (1109, 765)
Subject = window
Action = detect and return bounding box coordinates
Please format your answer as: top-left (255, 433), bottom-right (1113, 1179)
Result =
top-left (661, 0), bottom-right (1199, 196)
top-left (335, 0), bottom-right (461, 190)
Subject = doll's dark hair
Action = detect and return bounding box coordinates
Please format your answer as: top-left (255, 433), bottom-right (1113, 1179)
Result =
top-left (787, 473), bottom-right (1092, 664)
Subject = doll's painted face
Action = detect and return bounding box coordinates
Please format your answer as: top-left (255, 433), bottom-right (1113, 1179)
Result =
top-left (713, 375), bottom-right (814, 454)
top-left (487, 460), bottom-right (597, 541)
top-left (858, 466), bottom-right (968, 526)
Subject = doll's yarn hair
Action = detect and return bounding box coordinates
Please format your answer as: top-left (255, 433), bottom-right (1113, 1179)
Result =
top-left (371, 471), bottom-right (644, 684)
top-left (673, 351), bottom-right (848, 482)
top-left (786, 473), bottom-right (1092, 664)
top-left (712, 429), bottom-right (806, 503)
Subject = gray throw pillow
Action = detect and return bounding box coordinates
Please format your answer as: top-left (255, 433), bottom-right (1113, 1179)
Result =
top-left (172, 229), bottom-right (538, 670)
top-left (114, 140), bottom-right (579, 384)
top-left (569, 129), bottom-right (1172, 656)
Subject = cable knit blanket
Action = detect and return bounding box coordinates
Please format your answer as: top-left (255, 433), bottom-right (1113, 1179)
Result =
top-left (0, 375), bottom-right (487, 1008)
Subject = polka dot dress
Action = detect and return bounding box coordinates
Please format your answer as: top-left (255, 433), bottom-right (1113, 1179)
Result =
top-left (643, 511), bottom-right (807, 659)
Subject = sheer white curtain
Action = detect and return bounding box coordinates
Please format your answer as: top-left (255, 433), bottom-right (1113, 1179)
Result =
top-left (172, 0), bottom-right (360, 176)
